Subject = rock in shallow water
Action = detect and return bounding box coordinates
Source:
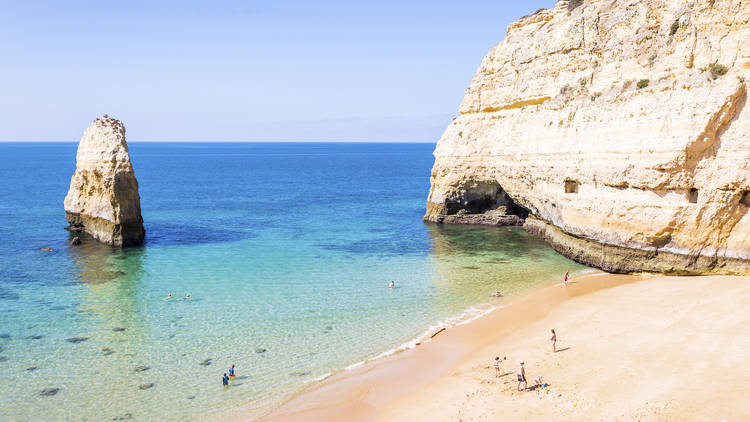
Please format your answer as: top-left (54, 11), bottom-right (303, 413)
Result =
top-left (255, 348), bottom-right (266, 354)
top-left (134, 365), bottom-right (150, 372)
top-left (138, 383), bottom-right (154, 390)
top-left (0, 356), bottom-right (8, 362)
top-left (40, 388), bottom-right (59, 396)
top-left (112, 327), bottom-right (126, 332)
top-left (27, 366), bottom-right (38, 371)
top-left (199, 358), bottom-right (212, 366)
top-left (66, 336), bottom-right (90, 343)
top-left (290, 371), bottom-right (311, 377)
top-left (64, 116), bottom-right (145, 247)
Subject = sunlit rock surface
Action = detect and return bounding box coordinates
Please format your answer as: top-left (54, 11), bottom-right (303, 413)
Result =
top-left (64, 116), bottom-right (145, 247)
top-left (425, 0), bottom-right (750, 274)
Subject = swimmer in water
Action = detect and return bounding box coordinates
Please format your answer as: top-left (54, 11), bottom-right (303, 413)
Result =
top-left (166, 294), bottom-right (173, 300)
top-left (184, 294), bottom-right (191, 300)
top-left (229, 364), bottom-right (235, 378)
top-left (389, 281), bottom-right (395, 289)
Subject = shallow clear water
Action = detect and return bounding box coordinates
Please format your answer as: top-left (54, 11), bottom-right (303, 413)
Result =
top-left (0, 142), bottom-right (586, 421)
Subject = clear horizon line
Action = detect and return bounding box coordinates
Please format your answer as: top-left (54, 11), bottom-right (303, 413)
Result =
top-left (0, 139), bottom-right (439, 144)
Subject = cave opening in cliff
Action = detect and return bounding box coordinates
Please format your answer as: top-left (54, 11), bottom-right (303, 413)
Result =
top-left (446, 184), bottom-right (529, 219)
top-left (564, 180), bottom-right (579, 194)
top-left (688, 188), bottom-right (698, 204)
top-left (740, 191), bottom-right (750, 207)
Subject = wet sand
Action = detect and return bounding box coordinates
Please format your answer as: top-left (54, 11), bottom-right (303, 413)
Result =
top-left (231, 272), bottom-right (750, 421)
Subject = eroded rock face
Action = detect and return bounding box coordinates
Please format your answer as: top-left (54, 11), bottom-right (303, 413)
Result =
top-left (425, 0), bottom-right (750, 274)
top-left (64, 116), bottom-right (145, 247)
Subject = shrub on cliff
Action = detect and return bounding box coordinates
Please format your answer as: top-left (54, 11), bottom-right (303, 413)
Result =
top-left (568, 0), bottom-right (583, 11)
top-left (709, 62), bottom-right (728, 77)
top-left (670, 19), bottom-right (680, 36)
top-left (637, 79), bottom-right (650, 89)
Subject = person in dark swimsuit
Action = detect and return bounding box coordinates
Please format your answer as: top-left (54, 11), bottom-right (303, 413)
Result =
top-left (222, 373), bottom-right (229, 386)
top-left (517, 362), bottom-right (527, 391)
top-left (550, 329), bottom-right (557, 352)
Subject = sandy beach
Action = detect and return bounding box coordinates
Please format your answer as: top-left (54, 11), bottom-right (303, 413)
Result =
top-left (248, 273), bottom-right (750, 421)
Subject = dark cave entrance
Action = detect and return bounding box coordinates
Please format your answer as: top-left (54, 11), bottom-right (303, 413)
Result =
top-left (445, 183), bottom-right (529, 219)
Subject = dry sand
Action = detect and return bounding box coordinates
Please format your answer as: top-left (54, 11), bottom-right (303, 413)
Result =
top-left (244, 273), bottom-right (750, 422)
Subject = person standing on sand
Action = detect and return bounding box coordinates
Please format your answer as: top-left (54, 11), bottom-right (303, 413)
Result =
top-left (494, 357), bottom-right (501, 377)
top-left (550, 329), bottom-right (557, 352)
top-left (517, 362), bottom-right (527, 391)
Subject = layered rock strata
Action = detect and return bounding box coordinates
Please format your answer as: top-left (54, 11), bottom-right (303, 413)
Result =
top-left (64, 116), bottom-right (145, 246)
top-left (425, 0), bottom-right (750, 274)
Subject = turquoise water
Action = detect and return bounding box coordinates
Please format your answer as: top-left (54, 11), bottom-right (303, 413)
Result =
top-left (0, 143), bottom-right (586, 421)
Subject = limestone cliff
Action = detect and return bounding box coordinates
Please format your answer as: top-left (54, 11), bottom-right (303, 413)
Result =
top-left (425, 0), bottom-right (750, 274)
top-left (64, 116), bottom-right (145, 247)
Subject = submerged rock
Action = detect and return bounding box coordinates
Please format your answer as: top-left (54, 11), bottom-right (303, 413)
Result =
top-left (138, 383), bottom-right (154, 390)
top-left (134, 365), bottom-right (150, 372)
top-left (290, 371), bottom-right (311, 377)
top-left (255, 348), bottom-right (266, 354)
top-left (199, 358), bottom-right (212, 366)
top-left (40, 388), bottom-right (59, 396)
top-left (425, 0), bottom-right (750, 275)
top-left (112, 327), bottom-right (126, 332)
top-left (27, 366), bottom-right (38, 371)
top-left (70, 236), bottom-right (82, 246)
top-left (40, 248), bottom-right (54, 252)
top-left (64, 116), bottom-right (145, 247)
top-left (66, 336), bottom-right (90, 343)
top-left (0, 356), bottom-right (8, 362)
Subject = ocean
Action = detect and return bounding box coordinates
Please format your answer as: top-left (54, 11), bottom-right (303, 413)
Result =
top-left (0, 142), bottom-right (587, 421)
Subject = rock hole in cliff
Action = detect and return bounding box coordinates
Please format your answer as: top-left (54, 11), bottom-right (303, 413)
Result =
top-left (446, 183), bottom-right (529, 219)
top-left (740, 191), bottom-right (750, 207)
top-left (687, 188), bottom-right (698, 204)
top-left (564, 180), bottom-right (579, 194)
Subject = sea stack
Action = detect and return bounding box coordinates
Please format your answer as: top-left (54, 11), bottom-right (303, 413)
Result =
top-left (64, 116), bottom-right (145, 246)
top-left (425, 0), bottom-right (750, 274)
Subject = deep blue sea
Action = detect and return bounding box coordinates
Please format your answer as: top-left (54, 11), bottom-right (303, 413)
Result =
top-left (0, 142), bottom-right (586, 421)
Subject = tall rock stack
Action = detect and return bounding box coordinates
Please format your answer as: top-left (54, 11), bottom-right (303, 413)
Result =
top-left (425, 0), bottom-right (750, 274)
top-left (64, 116), bottom-right (145, 247)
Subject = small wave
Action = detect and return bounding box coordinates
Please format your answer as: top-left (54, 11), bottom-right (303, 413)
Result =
top-left (338, 303), bottom-right (505, 374)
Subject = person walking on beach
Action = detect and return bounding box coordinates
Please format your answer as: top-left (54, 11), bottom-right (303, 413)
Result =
top-left (563, 271), bottom-right (569, 286)
top-left (222, 373), bottom-right (229, 386)
top-left (229, 364), bottom-right (235, 378)
top-left (550, 329), bottom-right (557, 352)
top-left (494, 357), bottom-right (502, 377)
top-left (517, 362), bottom-right (527, 391)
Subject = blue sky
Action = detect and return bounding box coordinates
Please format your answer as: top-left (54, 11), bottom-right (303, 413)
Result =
top-left (0, 1), bottom-right (550, 141)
